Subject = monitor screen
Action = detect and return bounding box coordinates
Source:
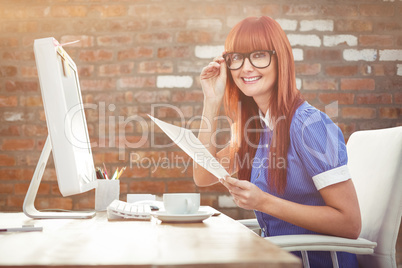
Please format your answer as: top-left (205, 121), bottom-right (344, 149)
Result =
top-left (34, 37), bottom-right (97, 197)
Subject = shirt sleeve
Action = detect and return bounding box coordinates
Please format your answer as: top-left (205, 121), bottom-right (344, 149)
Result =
top-left (290, 108), bottom-right (350, 190)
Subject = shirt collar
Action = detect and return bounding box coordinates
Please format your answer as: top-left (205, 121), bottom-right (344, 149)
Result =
top-left (259, 108), bottom-right (273, 130)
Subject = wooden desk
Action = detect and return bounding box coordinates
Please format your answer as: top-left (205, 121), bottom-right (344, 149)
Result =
top-left (0, 211), bottom-right (300, 267)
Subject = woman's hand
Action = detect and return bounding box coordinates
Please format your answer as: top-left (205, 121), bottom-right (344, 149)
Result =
top-left (200, 55), bottom-right (227, 104)
top-left (220, 176), bottom-right (266, 211)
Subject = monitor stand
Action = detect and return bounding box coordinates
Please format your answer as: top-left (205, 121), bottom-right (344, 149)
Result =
top-left (23, 135), bottom-right (95, 219)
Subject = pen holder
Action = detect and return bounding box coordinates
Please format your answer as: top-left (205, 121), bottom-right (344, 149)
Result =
top-left (95, 180), bottom-right (120, 211)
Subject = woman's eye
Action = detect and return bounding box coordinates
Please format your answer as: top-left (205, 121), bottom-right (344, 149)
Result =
top-left (232, 54), bottom-right (242, 61)
top-left (252, 52), bottom-right (267, 59)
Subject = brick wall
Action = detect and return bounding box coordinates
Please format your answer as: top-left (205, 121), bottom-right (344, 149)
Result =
top-left (0, 0), bottom-right (401, 263)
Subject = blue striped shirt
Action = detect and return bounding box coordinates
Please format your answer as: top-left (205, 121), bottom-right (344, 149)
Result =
top-left (251, 101), bottom-right (358, 268)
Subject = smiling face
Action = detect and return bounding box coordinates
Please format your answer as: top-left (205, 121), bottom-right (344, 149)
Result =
top-left (230, 54), bottom-right (278, 109)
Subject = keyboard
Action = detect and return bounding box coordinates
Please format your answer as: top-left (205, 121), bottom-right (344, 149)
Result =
top-left (107, 200), bottom-right (153, 220)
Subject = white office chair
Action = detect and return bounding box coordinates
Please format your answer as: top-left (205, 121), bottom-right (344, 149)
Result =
top-left (239, 126), bottom-right (402, 268)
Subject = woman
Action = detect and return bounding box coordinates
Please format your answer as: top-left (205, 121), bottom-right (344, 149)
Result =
top-left (193, 16), bottom-right (361, 267)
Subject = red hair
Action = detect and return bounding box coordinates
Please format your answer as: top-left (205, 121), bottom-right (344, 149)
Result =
top-left (224, 16), bottom-right (303, 194)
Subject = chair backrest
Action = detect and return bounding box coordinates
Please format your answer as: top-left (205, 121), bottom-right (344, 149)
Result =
top-left (346, 126), bottom-right (402, 268)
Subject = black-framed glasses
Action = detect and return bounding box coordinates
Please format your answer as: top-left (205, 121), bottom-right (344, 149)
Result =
top-left (223, 50), bottom-right (276, 70)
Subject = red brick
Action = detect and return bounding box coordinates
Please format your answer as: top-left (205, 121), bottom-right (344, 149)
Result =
top-left (78, 65), bottom-right (94, 77)
top-left (325, 65), bottom-right (358, 76)
top-left (200, 195), bottom-right (218, 207)
top-left (295, 63), bottom-right (321, 75)
top-left (0, 169), bottom-right (20, 181)
top-left (129, 180), bottom-right (165, 193)
top-left (98, 63), bottom-right (134, 77)
top-left (360, 4), bottom-right (394, 17)
top-left (0, 37), bottom-right (19, 48)
top-left (21, 66), bottom-right (38, 78)
top-left (97, 36), bottom-right (132, 46)
top-left (303, 79), bottom-right (337, 90)
top-left (80, 78), bottom-right (117, 91)
top-left (283, 5), bottom-right (319, 16)
top-left (36, 197), bottom-right (73, 210)
top-left (90, 5), bottom-right (127, 17)
top-left (321, 5), bottom-right (358, 17)
top-left (123, 166), bottom-right (150, 179)
top-left (118, 77), bottom-right (156, 89)
top-left (0, 66), bottom-right (17, 77)
top-left (118, 47), bottom-right (153, 60)
top-left (395, 93), bottom-right (402, 104)
top-left (0, 154), bottom-right (16, 166)
top-left (0, 96), bottom-right (18, 106)
top-left (128, 4), bottom-right (165, 18)
top-left (157, 47), bottom-right (191, 58)
top-left (167, 180), bottom-right (196, 193)
top-left (376, 78), bottom-right (402, 91)
top-left (172, 90), bottom-right (204, 102)
top-left (335, 20), bottom-right (373, 32)
top-left (109, 20), bottom-right (147, 32)
top-left (177, 31), bottom-right (212, 44)
top-left (60, 35), bottom-right (94, 47)
top-left (136, 33), bottom-right (172, 43)
top-left (50, 6), bottom-right (88, 17)
top-left (3, 51), bottom-right (34, 61)
top-left (356, 94), bottom-right (392, 104)
top-left (379, 107), bottom-right (401, 119)
top-left (341, 79), bottom-right (375, 90)
top-left (74, 191), bottom-right (95, 209)
top-left (150, 18), bottom-right (185, 29)
top-left (151, 166), bottom-right (188, 178)
top-left (2, 139), bottom-right (35, 151)
top-left (138, 61), bottom-right (173, 74)
top-left (0, 125), bottom-right (20, 136)
top-left (117, 135), bottom-right (150, 149)
top-left (3, 21), bottom-right (38, 33)
top-left (0, 183), bottom-right (13, 194)
top-left (359, 35), bottom-right (394, 47)
top-left (14, 183), bottom-right (30, 195)
top-left (7, 195), bottom-right (25, 208)
top-left (302, 93), bottom-right (317, 103)
top-left (20, 96), bottom-right (43, 107)
top-left (0, 6), bottom-right (46, 19)
top-left (130, 151), bottom-right (167, 163)
top-left (5, 81), bottom-right (38, 92)
top-left (305, 50), bottom-right (342, 61)
top-left (318, 93), bottom-right (355, 105)
top-left (376, 22), bottom-right (402, 32)
top-left (79, 50), bottom-right (113, 62)
top-left (397, 36), bottom-right (402, 47)
top-left (22, 124), bottom-right (48, 136)
top-left (338, 122), bottom-right (356, 137)
top-left (342, 107), bottom-right (376, 119)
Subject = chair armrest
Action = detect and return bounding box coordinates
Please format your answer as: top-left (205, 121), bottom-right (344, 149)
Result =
top-left (237, 219), bottom-right (261, 235)
top-left (237, 219), bottom-right (260, 229)
top-left (266, 234), bottom-right (377, 255)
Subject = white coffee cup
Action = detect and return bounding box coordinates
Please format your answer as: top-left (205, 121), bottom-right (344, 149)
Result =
top-left (163, 193), bottom-right (200, 214)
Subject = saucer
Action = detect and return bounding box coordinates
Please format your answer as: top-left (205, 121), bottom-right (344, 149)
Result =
top-left (151, 210), bottom-right (213, 223)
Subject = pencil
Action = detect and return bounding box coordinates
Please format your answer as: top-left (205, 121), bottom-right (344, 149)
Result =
top-left (103, 163), bottom-right (109, 179)
top-left (116, 166), bottom-right (126, 180)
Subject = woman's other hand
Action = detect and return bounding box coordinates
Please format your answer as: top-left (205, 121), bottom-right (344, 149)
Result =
top-left (220, 176), bottom-right (265, 211)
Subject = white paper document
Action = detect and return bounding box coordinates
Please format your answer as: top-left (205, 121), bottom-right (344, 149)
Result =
top-left (148, 115), bottom-right (230, 180)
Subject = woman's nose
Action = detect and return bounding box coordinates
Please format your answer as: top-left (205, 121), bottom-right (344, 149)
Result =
top-left (242, 57), bottom-right (254, 71)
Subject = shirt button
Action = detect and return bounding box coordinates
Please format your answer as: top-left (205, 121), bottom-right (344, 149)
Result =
top-left (265, 144), bottom-right (269, 148)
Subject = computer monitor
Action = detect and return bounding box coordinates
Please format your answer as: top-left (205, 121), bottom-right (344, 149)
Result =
top-left (23, 37), bottom-right (97, 219)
